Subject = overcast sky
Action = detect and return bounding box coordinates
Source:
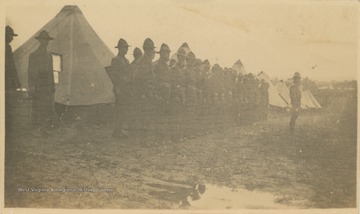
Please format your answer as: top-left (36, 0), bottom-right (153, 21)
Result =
top-left (3, 0), bottom-right (358, 81)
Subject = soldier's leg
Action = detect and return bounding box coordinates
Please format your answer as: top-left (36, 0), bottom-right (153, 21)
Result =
top-left (289, 110), bottom-right (299, 134)
top-left (112, 95), bottom-right (123, 138)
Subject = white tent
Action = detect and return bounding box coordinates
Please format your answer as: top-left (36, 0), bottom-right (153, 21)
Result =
top-left (302, 89), bottom-right (321, 109)
top-left (306, 90), bottom-right (321, 108)
top-left (170, 42), bottom-right (192, 62)
top-left (232, 59), bottom-right (247, 75)
top-left (275, 80), bottom-right (321, 109)
top-left (275, 80), bottom-right (291, 105)
top-left (256, 72), bottom-right (288, 108)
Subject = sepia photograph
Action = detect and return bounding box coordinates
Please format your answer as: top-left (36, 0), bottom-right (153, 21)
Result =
top-left (1, 0), bottom-right (358, 213)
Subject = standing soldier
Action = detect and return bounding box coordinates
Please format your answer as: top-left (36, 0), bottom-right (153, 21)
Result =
top-left (168, 48), bottom-right (187, 140)
top-left (171, 48), bottom-right (187, 106)
top-left (154, 43), bottom-right (171, 113)
top-left (5, 26), bottom-right (21, 132)
top-left (28, 31), bottom-right (57, 135)
top-left (289, 72), bottom-right (302, 135)
top-left (133, 38), bottom-right (156, 134)
top-left (200, 60), bottom-right (211, 105)
top-left (153, 43), bottom-right (172, 140)
top-left (259, 79), bottom-right (270, 120)
top-left (184, 52), bottom-right (197, 112)
top-left (110, 38), bottom-right (132, 139)
top-left (131, 47), bottom-right (142, 65)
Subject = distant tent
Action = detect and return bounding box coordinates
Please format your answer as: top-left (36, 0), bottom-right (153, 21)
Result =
top-left (170, 42), bottom-right (193, 62)
top-left (275, 80), bottom-right (291, 105)
top-left (232, 60), bottom-right (247, 75)
top-left (301, 89), bottom-right (321, 109)
top-left (13, 5), bottom-right (115, 106)
top-left (275, 81), bottom-right (321, 109)
top-left (306, 90), bottom-right (321, 108)
top-left (256, 72), bottom-right (288, 108)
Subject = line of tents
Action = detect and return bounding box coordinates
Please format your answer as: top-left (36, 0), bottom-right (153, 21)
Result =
top-left (13, 5), bottom-right (321, 110)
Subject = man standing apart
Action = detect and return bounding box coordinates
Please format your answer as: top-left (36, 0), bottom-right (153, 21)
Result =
top-left (28, 31), bottom-right (56, 135)
top-left (110, 39), bottom-right (132, 139)
top-left (289, 72), bottom-right (302, 135)
top-left (5, 26), bottom-right (21, 132)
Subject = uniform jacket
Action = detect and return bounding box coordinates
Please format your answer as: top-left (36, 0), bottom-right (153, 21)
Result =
top-left (290, 83), bottom-right (302, 108)
top-left (5, 43), bottom-right (21, 90)
top-left (28, 47), bottom-right (54, 92)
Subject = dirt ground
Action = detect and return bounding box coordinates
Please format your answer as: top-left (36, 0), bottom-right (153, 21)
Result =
top-left (4, 90), bottom-right (357, 209)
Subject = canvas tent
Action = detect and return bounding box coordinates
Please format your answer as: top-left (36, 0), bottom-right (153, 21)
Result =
top-left (275, 80), bottom-right (321, 109)
top-left (170, 42), bottom-right (193, 62)
top-left (13, 5), bottom-right (115, 106)
top-left (256, 72), bottom-right (288, 108)
top-left (275, 80), bottom-right (291, 105)
top-left (306, 90), bottom-right (321, 108)
top-left (232, 60), bottom-right (247, 75)
top-left (301, 89), bottom-right (321, 109)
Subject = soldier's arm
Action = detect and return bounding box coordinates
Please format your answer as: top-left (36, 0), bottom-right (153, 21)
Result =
top-left (5, 46), bottom-right (20, 88)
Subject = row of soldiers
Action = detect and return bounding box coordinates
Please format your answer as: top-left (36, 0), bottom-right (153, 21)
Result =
top-left (108, 38), bottom-right (270, 138)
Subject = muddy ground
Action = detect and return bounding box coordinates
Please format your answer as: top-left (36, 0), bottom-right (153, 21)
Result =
top-left (4, 90), bottom-right (357, 209)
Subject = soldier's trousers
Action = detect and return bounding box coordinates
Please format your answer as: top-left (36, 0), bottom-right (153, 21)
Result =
top-left (32, 90), bottom-right (56, 129)
top-left (290, 107), bottom-right (300, 133)
top-left (114, 94), bottom-right (133, 135)
top-left (5, 91), bottom-right (18, 138)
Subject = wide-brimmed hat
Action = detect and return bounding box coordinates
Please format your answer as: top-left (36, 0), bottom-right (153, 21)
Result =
top-left (133, 47), bottom-right (142, 55)
top-left (203, 59), bottom-right (210, 66)
top-left (156, 43), bottom-right (171, 54)
top-left (6, 26), bottom-right (18, 36)
top-left (35, 31), bottom-right (54, 40)
top-left (293, 72), bottom-right (301, 79)
top-left (187, 52), bottom-right (196, 59)
top-left (143, 38), bottom-right (156, 49)
top-left (115, 38), bottom-right (131, 48)
top-left (176, 48), bottom-right (187, 57)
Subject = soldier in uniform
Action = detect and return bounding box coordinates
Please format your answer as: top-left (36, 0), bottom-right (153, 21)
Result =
top-left (153, 43), bottom-right (171, 113)
top-left (289, 72), bottom-right (302, 135)
top-left (28, 31), bottom-right (57, 134)
top-left (5, 26), bottom-right (21, 132)
top-left (170, 48), bottom-right (187, 106)
top-left (133, 38), bottom-right (156, 133)
top-left (168, 48), bottom-right (187, 140)
top-left (200, 60), bottom-right (211, 105)
top-left (131, 47), bottom-right (142, 65)
top-left (153, 43), bottom-right (172, 140)
top-left (184, 52), bottom-right (197, 112)
top-left (259, 79), bottom-right (270, 120)
top-left (110, 38), bottom-right (133, 138)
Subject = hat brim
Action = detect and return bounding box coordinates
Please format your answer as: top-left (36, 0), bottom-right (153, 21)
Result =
top-left (35, 37), bottom-right (54, 40)
top-left (156, 50), bottom-right (171, 54)
top-left (12, 33), bottom-right (18, 36)
top-left (115, 45), bottom-right (131, 48)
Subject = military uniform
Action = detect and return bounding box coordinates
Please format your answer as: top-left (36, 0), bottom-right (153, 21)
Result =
top-left (5, 26), bottom-right (21, 133)
top-left (289, 72), bottom-right (302, 134)
top-left (154, 58), bottom-right (171, 105)
top-left (184, 52), bottom-right (197, 109)
top-left (133, 38), bottom-right (156, 133)
top-left (110, 39), bottom-right (133, 137)
top-left (5, 43), bottom-right (20, 91)
top-left (259, 80), bottom-right (269, 120)
top-left (28, 31), bottom-right (56, 129)
top-left (153, 43), bottom-right (172, 109)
